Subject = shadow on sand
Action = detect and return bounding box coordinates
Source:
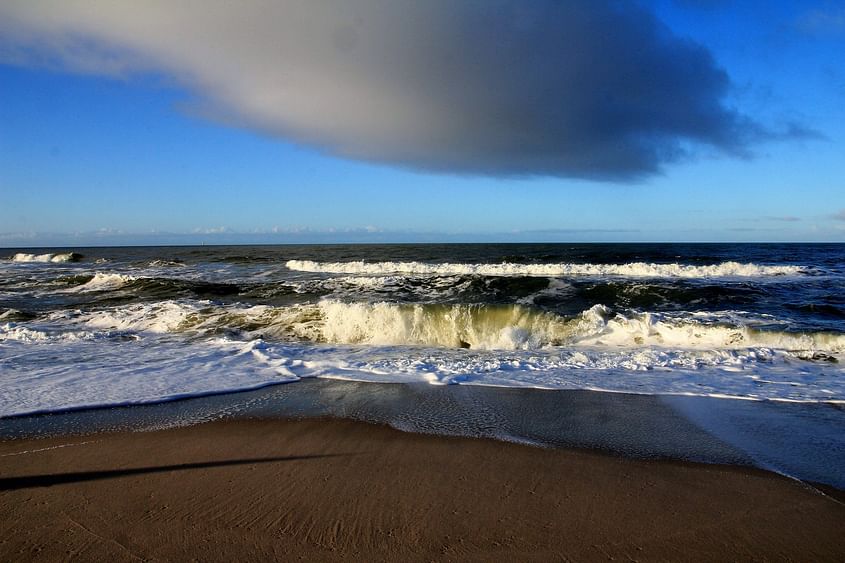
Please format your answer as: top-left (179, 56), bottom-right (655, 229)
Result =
top-left (0, 454), bottom-right (350, 491)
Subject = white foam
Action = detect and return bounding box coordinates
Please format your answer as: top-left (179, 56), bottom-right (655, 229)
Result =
top-left (317, 300), bottom-right (569, 350)
top-left (286, 260), bottom-right (807, 278)
top-left (571, 305), bottom-right (845, 352)
top-left (517, 278), bottom-right (575, 305)
top-left (31, 299), bottom-right (845, 355)
top-left (298, 344), bottom-right (845, 402)
top-left (0, 323), bottom-right (112, 343)
top-left (61, 302), bottom-right (188, 333)
top-left (2, 328), bottom-right (843, 418)
top-left (0, 335), bottom-right (298, 418)
top-left (10, 252), bottom-right (78, 263)
top-left (307, 300), bottom-right (845, 354)
top-left (44, 300), bottom-right (322, 342)
top-left (4, 298), bottom-right (843, 417)
top-left (62, 272), bottom-right (136, 292)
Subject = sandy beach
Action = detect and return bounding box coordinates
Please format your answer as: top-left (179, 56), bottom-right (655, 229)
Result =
top-left (1, 417), bottom-right (843, 562)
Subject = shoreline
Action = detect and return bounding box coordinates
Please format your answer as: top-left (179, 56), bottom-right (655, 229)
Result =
top-left (3, 379), bottom-right (843, 490)
top-left (2, 416), bottom-right (844, 561)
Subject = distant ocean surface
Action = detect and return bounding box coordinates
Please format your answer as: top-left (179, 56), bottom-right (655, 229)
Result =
top-left (1, 243), bottom-right (844, 417)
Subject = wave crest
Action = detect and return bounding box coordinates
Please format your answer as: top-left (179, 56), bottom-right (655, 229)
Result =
top-left (11, 252), bottom-right (82, 263)
top-left (63, 273), bottom-right (137, 292)
top-left (286, 260), bottom-right (806, 278)
top-left (43, 299), bottom-right (845, 355)
top-left (317, 300), bottom-right (571, 349)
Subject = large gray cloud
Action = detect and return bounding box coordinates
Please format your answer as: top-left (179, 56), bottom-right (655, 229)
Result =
top-left (0, 1), bottom-right (766, 179)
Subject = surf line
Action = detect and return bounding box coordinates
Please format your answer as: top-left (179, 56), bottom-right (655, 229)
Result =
top-left (0, 439), bottom-right (101, 457)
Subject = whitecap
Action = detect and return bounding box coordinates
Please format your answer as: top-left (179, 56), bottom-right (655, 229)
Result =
top-left (10, 252), bottom-right (81, 263)
top-left (286, 259), bottom-right (807, 278)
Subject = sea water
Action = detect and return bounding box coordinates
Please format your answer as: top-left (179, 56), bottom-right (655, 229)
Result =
top-left (1, 243), bottom-right (843, 417)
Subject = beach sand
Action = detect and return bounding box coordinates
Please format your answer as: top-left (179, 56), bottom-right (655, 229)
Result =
top-left (1, 417), bottom-right (843, 562)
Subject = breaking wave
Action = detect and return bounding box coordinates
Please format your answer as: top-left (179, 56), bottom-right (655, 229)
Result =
top-left (314, 301), bottom-right (845, 353)
top-left (10, 252), bottom-right (82, 263)
top-left (61, 272), bottom-right (137, 292)
top-left (286, 260), bottom-right (807, 278)
top-left (4, 298), bottom-right (844, 412)
top-left (30, 299), bottom-right (845, 355)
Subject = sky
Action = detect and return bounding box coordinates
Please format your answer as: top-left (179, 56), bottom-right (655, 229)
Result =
top-left (1, 0), bottom-right (844, 246)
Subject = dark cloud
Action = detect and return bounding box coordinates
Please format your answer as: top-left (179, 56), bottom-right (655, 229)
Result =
top-left (0, 1), bottom-right (773, 180)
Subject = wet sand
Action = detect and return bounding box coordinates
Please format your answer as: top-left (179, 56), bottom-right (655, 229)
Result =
top-left (1, 417), bottom-right (843, 562)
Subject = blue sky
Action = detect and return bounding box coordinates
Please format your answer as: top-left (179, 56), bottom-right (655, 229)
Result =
top-left (1, 1), bottom-right (844, 246)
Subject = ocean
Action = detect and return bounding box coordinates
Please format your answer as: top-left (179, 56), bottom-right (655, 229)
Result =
top-left (1, 243), bottom-right (844, 417)
top-left (3, 243), bottom-right (845, 488)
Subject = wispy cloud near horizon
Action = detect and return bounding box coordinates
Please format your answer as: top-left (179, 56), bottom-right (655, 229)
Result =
top-left (0, 0), bottom-right (801, 181)
top-left (796, 6), bottom-right (845, 37)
